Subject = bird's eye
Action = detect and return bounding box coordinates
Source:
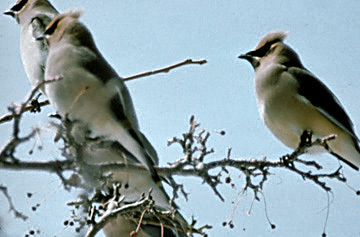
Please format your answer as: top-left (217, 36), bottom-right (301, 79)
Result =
top-left (254, 39), bottom-right (280, 57)
top-left (265, 44), bottom-right (277, 56)
top-left (249, 43), bottom-right (271, 57)
top-left (44, 19), bottom-right (61, 36)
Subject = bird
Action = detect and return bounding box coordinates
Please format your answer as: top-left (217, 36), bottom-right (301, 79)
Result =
top-left (4, 0), bottom-right (58, 95)
top-left (238, 30), bottom-right (360, 170)
top-left (38, 10), bottom-right (188, 236)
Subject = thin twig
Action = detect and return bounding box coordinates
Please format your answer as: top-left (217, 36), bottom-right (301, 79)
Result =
top-left (0, 59), bottom-right (207, 125)
top-left (0, 185), bottom-right (28, 221)
top-left (0, 100), bottom-right (50, 124)
top-left (123, 59), bottom-right (207, 81)
top-left (85, 197), bottom-right (151, 237)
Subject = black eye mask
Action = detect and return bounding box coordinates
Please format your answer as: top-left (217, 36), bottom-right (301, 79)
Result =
top-left (10, 0), bottom-right (29, 12)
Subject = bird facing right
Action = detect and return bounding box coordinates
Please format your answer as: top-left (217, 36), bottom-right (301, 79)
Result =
top-left (238, 31), bottom-right (360, 170)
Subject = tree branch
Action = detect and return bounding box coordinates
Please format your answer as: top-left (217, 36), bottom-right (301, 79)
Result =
top-left (122, 58), bottom-right (207, 81)
top-left (85, 195), bottom-right (152, 237)
top-left (0, 100), bottom-right (50, 124)
top-left (0, 133), bottom-right (350, 193)
top-left (0, 99), bottom-right (357, 236)
top-left (0, 185), bottom-right (28, 221)
top-left (0, 58), bottom-right (207, 125)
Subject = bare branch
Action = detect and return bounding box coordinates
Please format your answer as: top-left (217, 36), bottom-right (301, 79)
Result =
top-left (85, 196), bottom-right (152, 237)
top-left (0, 159), bottom-right (73, 172)
top-left (0, 137), bottom-right (349, 193)
top-left (0, 100), bottom-right (50, 124)
top-left (0, 100), bottom-right (357, 237)
top-left (0, 59), bottom-right (207, 125)
top-left (123, 59), bottom-right (207, 81)
top-left (0, 185), bottom-right (28, 221)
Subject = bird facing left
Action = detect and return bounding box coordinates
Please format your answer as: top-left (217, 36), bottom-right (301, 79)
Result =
top-left (37, 9), bottom-right (189, 236)
top-left (238, 31), bottom-right (360, 171)
top-left (4, 0), bottom-right (58, 95)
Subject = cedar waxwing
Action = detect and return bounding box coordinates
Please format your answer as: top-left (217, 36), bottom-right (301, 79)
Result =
top-left (238, 31), bottom-right (360, 170)
top-left (4, 0), bottom-right (58, 95)
top-left (39, 10), bottom-right (188, 236)
top-left (40, 8), bottom-right (160, 187)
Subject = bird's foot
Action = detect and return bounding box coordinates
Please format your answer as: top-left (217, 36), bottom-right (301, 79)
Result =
top-left (30, 93), bottom-right (42, 113)
top-left (299, 129), bottom-right (313, 148)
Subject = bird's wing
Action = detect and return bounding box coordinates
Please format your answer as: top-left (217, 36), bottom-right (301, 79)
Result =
top-left (140, 131), bottom-right (159, 165)
top-left (28, 14), bottom-right (57, 92)
top-left (113, 78), bottom-right (160, 164)
top-left (109, 87), bottom-right (161, 182)
top-left (71, 45), bottom-right (161, 181)
top-left (288, 67), bottom-right (359, 142)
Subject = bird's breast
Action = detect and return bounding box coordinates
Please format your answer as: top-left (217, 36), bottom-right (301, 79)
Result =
top-left (254, 65), bottom-right (317, 148)
top-left (20, 25), bottom-right (46, 88)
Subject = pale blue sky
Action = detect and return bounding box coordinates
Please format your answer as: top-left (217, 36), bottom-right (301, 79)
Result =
top-left (1, 1), bottom-right (360, 236)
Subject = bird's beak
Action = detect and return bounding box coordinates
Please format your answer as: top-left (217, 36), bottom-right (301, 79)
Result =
top-left (238, 53), bottom-right (253, 61)
top-left (3, 9), bottom-right (15, 18)
top-left (36, 35), bottom-right (46, 41)
top-left (237, 51), bottom-right (259, 69)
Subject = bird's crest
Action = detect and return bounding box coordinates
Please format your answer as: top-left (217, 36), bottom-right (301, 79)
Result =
top-left (9, 0), bottom-right (55, 12)
top-left (44, 9), bottom-right (83, 35)
top-left (254, 30), bottom-right (289, 51)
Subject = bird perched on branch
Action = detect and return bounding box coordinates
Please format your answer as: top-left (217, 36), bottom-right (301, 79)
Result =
top-left (4, 0), bottom-right (58, 95)
top-left (38, 10), bottom-right (188, 236)
top-left (238, 31), bottom-right (360, 170)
